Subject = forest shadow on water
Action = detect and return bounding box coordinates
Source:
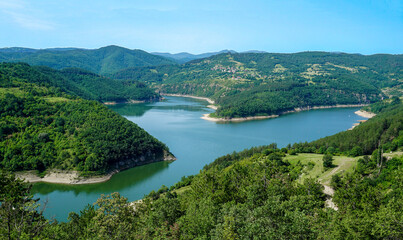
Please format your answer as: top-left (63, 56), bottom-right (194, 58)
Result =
top-left (109, 97), bottom-right (208, 117)
top-left (31, 161), bottom-right (172, 195)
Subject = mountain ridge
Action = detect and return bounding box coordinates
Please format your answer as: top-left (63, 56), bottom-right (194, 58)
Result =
top-left (0, 45), bottom-right (176, 75)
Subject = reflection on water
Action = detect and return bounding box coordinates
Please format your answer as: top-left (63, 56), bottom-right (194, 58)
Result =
top-left (109, 97), bottom-right (208, 117)
top-left (107, 102), bottom-right (153, 116)
top-left (32, 161), bottom-right (171, 195)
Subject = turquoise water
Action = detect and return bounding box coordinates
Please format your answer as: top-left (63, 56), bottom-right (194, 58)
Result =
top-left (32, 96), bottom-right (366, 221)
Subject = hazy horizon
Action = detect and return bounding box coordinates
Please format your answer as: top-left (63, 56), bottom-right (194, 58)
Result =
top-left (1, 45), bottom-right (402, 56)
top-left (0, 0), bottom-right (402, 54)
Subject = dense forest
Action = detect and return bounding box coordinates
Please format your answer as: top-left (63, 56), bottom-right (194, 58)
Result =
top-left (114, 52), bottom-right (402, 118)
top-left (0, 46), bottom-right (176, 75)
top-left (0, 63), bottom-right (170, 174)
top-left (1, 100), bottom-right (402, 239)
top-left (0, 62), bottom-right (159, 103)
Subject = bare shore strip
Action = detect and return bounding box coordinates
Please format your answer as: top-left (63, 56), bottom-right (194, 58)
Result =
top-left (354, 110), bottom-right (376, 118)
top-left (201, 114), bottom-right (279, 122)
top-left (202, 104), bottom-right (370, 123)
top-left (16, 154), bottom-right (176, 185)
top-left (16, 170), bottom-right (117, 185)
top-left (348, 110), bottom-right (376, 130)
top-left (162, 93), bottom-right (216, 106)
top-left (104, 99), bottom-right (146, 105)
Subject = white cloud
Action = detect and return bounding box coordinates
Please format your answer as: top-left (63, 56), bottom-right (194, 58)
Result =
top-left (4, 10), bottom-right (55, 30)
top-left (0, 0), bottom-right (25, 9)
top-left (0, 0), bottom-right (55, 30)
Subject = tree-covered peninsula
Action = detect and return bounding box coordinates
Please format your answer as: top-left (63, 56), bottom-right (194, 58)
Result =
top-left (114, 51), bottom-right (402, 119)
top-left (1, 99), bottom-right (402, 239)
top-left (0, 63), bottom-right (172, 177)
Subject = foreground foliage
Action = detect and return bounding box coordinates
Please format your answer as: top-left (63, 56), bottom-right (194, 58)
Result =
top-left (1, 148), bottom-right (401, 239)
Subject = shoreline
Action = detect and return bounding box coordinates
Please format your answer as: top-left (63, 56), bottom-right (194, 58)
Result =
top-left (103, 100), bottom-right (146, 105)
top-left (201, 113), bottom-right (279, 122)
top-left (161, 93), bottom-right (215, 105)
top-left (348, 110), bottom-right (376, 130)
top-left (202, 104), bottom-right (370, 123)
top-left (16, 170), bottom-right (117, 185)
top-left (354, 110), bottom-right (376, 118)
top-left (16, 154), bottom-right (176, 185)
top-left (103, 99), bottom-right (160, 105)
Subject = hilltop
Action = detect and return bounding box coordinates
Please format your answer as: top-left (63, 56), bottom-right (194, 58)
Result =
top-left (0, 45), bottom-right (176, 75)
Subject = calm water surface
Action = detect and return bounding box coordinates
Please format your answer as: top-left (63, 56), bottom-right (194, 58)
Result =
top-left (32, 96), bottom-right (366, 221)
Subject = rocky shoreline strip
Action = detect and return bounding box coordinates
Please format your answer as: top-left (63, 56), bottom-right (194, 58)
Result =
top-left (16, 170), bottom-right (117, 184)
top-left (348, 110), bottom-right (376, 130)
top-left (202, 104), bottom-right (370, 123)
top-left (201, 114), bottom-right (279, 122)
top-left (16, 153), bottom-right (176, 185)
top-left (161, 93), bottom-right (215, 105)
top-left (354, 110), bottom-right (376, 118)
top-left (103, 100), bottom-right (146, 105)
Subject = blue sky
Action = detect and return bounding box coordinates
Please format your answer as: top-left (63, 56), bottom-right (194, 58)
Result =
top-left (0, 0), bottom-right (402, 54)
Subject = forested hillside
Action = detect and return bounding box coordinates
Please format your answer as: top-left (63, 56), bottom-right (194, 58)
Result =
top-left (0, 63), bottom-right (170, 174)
top-left (305, 97), bottom-right (403, 155)
top-left (0, 63), bottom-right (158, 102)
top-left (114, 52), bottom-right (402, 118)
top-left (1, 100), bottom-right (402, 239)
top-left (0, 45), bottom-right (176, 75)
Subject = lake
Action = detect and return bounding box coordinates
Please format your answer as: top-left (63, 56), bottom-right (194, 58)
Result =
top-left (32, 96), bottom-right (366, 221)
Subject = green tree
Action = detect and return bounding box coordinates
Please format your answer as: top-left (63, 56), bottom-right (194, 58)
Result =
top-left (323, 153), bottom-right (333, 168)
top-left (0, 171), bottom-right (49, 239)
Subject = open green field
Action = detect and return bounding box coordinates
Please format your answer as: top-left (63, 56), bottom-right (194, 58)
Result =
top-left (0, 87), bottom-right (25, 97)
top-left (285, 153), bottom-right (360, 185)
top-left (172, 185), bottom-right (191, 195)
top-left (43, 96), bottom-right (71, 103)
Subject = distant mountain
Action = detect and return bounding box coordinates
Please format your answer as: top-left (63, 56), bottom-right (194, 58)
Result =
top-left (152, 50), bottom-right (237, 63)
top-left (0, 45), bottom-right (176, 75)
top-left (0, 47), bottom-right (38, 53)
top-left (242, 50), bottom-right (267, 54)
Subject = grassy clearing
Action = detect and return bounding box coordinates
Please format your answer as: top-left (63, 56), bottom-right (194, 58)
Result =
top-left (172, 185), bottom-right (191, 195)
top-left (0, 87), bottom-right (25, 97)
top-left (285, 153), bottom-right (359, 185)
top-left (44, 97), bottom-right (70, 103)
